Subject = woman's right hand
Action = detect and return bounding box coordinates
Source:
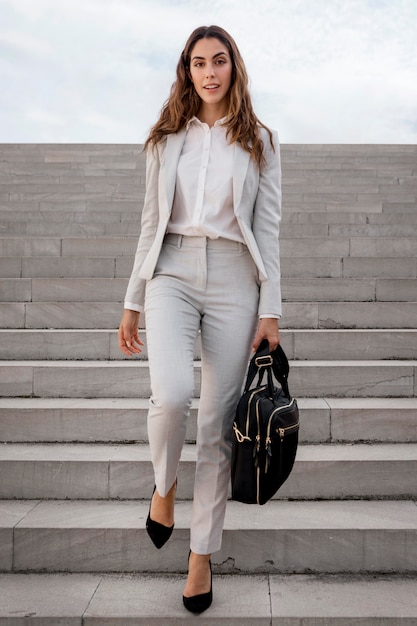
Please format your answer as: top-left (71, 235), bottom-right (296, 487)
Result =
top-left (118, 309), bottom-right (144, 356)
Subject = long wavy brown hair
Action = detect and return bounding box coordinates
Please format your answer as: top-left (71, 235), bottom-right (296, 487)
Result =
top-left (144, 25), bottom-right (274, 167)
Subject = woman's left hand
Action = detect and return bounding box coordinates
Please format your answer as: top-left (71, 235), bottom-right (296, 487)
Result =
top-left (252, 318), bottom-right (280, 352)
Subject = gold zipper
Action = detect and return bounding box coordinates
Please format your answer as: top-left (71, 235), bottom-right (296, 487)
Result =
top-left (245, 385), bottom-right (267, 439)
top-left (256, 398), bottom-right (261, 504)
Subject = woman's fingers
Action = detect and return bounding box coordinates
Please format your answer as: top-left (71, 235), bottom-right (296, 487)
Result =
top-left (252, 318), bottom-right (280, 352)
top-left (118, 310), bottom-right (143, 356)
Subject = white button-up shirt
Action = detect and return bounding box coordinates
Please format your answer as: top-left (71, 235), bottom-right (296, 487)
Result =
top-left (166, 116), bottom-right (244, 242)
top-left (125, 117), bottom-right (279, 318)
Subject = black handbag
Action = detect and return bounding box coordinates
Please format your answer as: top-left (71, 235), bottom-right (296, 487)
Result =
top-left (231, 340), bottom-right (299, 505)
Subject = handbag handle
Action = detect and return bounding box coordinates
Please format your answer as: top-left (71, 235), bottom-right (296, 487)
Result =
top-left (244, 339), bottom-right (291, 398)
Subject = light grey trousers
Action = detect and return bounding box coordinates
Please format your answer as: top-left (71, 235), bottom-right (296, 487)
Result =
top-left (144, 234), bottom-right (259, 554)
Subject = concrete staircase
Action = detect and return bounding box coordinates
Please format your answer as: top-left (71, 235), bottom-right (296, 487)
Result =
top-left (1, 143), bottom-right (417, 624)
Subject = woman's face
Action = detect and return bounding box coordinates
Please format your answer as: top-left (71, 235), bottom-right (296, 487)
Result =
top-left (189, 37), bottom-right (233, 113)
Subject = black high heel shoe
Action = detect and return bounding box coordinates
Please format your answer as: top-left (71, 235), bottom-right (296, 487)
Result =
top-left (183, 551), bottom-right (213, 614)
top-left (146, 483), bottom-right (175, 549)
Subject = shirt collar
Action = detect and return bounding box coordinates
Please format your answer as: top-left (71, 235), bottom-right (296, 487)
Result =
top-left (186, 115), bottom-right (228, 130)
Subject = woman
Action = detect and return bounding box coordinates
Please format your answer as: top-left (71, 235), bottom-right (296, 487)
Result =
top-left (118, 25), bottom-right (282, 613)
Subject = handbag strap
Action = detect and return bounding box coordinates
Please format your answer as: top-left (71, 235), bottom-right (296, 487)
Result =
top-left (244, 339), bottom-right (291, 398)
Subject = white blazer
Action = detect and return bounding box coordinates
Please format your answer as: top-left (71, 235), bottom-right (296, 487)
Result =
top-left (125, 126), bottom-right (282, 317)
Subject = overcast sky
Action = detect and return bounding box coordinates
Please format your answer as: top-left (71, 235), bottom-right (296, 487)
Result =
top-left (0, 0), bottom-right (416, 144)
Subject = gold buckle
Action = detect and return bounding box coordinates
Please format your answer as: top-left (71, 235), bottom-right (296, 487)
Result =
top-left (255, 355), bottom-right (273, 367)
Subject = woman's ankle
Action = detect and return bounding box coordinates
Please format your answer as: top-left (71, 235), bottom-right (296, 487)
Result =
top-left (184, 551), bottom-right (211, 597)
top-left (150, 480), bottom-right (176, 526)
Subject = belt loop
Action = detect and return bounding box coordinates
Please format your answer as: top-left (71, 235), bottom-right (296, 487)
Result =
top-left (177, 234), bottom-right (183, 248)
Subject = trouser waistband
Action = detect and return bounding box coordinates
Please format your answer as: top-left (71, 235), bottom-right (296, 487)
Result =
top-left (163, 233), bottom-right (246, 250)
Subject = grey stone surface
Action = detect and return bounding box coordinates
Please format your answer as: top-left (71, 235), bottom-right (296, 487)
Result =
top-left (0, 397), bottom-right (150, 443)
top-left (280, 224), bottom-right (329, 238)
top-left (292, 329), bottom-right (417, 360)
top-left (0, 303), bottom-right (25, 328)
top-left (282, 278), bottom-right (376, 302)
top-left (329, 398), bottom-right (417, 442)
top-left (21, 257), bottom-right (116, 279)
top-left (0, 397), bottom-right (327, 444)
top-left (0, 573), bottom-right (100, 625)
top-left (114, 256), bottom-right (134, 278)
top-left (3, 359), bottom-right (413, 399)
top-left (31, 361), bottom-right (156, 398)
top-left (0, 454), bottom-right (110, 499)
top-left (1, 442), bottom-right (416, 500)
top-left (84, 573), bottom-right (271, 624)
top-left (279, 443), bottom-right (417, 499)
top-left (377, 278), bottom-right (417, 301)
top-left (0, 501), bottom-right (39, 571)
top-left (0, 364), bottom-right (33, 396)
top-left (0, 257), bottom-right (21, 278)
top-left (2, 571), bottom-right (415, 625)
top-left (0, 326), bottom-right (294, 360)
top-left (31, 278), bottom-right (127, 302)
top-left (220, 500), bottom-right (417, 573)
top-left (343, 257), bottom-right (417, 278)
top-left (0, 278), bottom-right (31, 302)
top-left (25, 302), bottom-right (122, 329)
top-left (281, 257), bottom-right (344, 278)
top-left (370, 210), bottom-right (417, 224)
top-left (26, 221), bottom-right (107, 236)
top-left (280, 238), bottom-right (350, 257)
top-left (0, 330), bottom-right (112, 360)
top-left (0, 222), bottom-right (27, 235)
top-left (10, 500), bottom-right (417, 573)
top-left (0, 237), bottom-right (61, 257)
top-left (350, 237), bottom-right (417, 257)
top-left (270, 574), bottom-right (417, 624)
top-left (318, 302), bottom-right (417, 329)
top-left (281, 302), bottom-right (320, 329)
top-left (289, 361), bottom-right (416, 398)
top-left (14, 299), bottom-right (417, 330)
top-left (330, 223), bottom-right (417, 237)
top-left (61, 237), bottom-right (137, 257)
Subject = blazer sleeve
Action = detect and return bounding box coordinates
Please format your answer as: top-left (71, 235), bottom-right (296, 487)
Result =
top-left (253, 129), bottom-right (282, 317)
top-left (124, 144), bottom-right (161, 311)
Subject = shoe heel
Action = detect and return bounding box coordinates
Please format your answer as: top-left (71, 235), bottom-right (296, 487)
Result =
top-left (183, 553), bottom-right (213, 614)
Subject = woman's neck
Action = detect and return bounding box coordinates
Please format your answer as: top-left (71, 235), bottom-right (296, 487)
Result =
top-left (197, 104), bottom-right (228, 128)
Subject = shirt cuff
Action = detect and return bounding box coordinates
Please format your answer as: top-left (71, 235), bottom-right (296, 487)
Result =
top-left (124, 301), bottom-right (144, 313)
top-left (259, 314), bottom-right (281, 319)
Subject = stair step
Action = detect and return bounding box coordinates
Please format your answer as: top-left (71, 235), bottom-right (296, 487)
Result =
top-left (1, 397), bottom-right (416, 444)
top-left (2, 235), bottom-right (417, 258)
top-left (4, 219), bottom-right (417, 237)
top-left (0, 572), bottom-right (416, 624)
top-left (0, 443), bottom-right (416, 500)
top-left (3, 209), bottom-right (417, 227)
top-left (2, 301), bottom-right (417, 329)
top-left (2, 499), bottom-right (416, 573)
top-left (1, 329), bottom-right (416, 361)
top-left (1, 360), bottom-right (415, 398)
top-left (2, 255), bottom-right (417, 279)
top-left (2, 276), bottom-right (416, 303)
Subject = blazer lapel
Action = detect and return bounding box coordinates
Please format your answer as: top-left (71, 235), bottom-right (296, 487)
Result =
top-left (233, 143), bottom-right (251, 213)
top-left (163, 131), bottom-right (187, 215)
